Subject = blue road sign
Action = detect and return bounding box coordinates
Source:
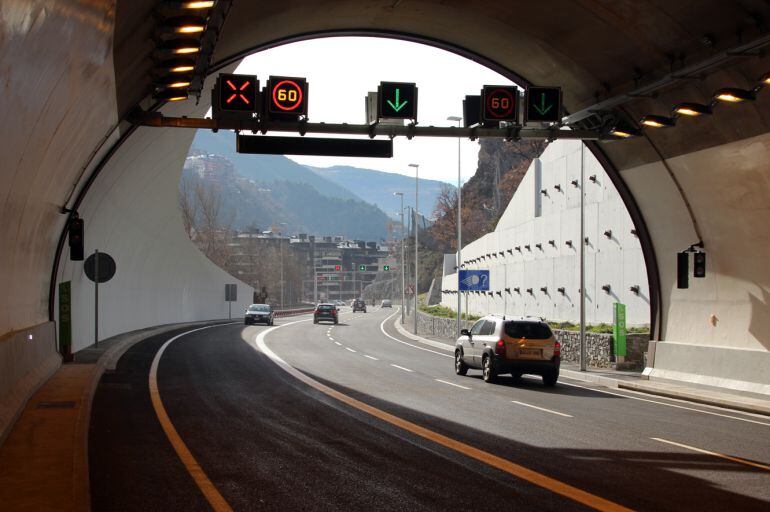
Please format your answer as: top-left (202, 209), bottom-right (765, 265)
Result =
top-left (459, 270), bottom-right (489, 291)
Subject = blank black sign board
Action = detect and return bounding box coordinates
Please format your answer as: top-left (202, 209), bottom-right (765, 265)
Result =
top-left (237, 135), bottom-right (393, 158)
top-left (84, 252), bottom-right (116, 283)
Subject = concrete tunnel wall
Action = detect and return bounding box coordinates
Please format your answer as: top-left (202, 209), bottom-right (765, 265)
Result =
top-left (0, 1), bottom-right (251, 440)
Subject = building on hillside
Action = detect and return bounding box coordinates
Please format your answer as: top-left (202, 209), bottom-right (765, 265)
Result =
top-left (440, 140), bottom-right (650, 327)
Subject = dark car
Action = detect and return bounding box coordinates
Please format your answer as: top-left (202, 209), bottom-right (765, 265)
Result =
top-left (454, 315), bottom-right (560, 386)
top-left (314, 303), bottom-right (338, 324)
top-left (244, 304), bottom-right (275, 325)
top-left (352, 299), bottom-right (367, 313)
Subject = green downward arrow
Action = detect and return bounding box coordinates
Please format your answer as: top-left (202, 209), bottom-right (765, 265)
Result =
top-left (387, 88), bottom-right (408, 112)
top-left (532, 93), bottom-right (553, 116)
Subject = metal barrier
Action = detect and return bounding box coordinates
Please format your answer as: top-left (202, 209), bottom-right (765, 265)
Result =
top-left (273, 308), bottom-right (315, 318)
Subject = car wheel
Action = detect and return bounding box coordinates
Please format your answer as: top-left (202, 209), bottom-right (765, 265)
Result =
top-left (542, 369), bottom-right (559, 387)
top-left (313, 319), bottom-right (318, 324)
top-left (334, 319), bottom-right (339, 325)
top-left (454, 350), bottom-right (468, 376)
top-left (482, 355), bottom-right (498, 383)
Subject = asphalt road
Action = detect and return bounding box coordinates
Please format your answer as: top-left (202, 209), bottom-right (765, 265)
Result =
top-left (90, 307), bottom-right (770, 511)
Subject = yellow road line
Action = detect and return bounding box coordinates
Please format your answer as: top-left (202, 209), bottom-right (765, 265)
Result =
top-left (255, 327), bottom-right (633, 512)
top-left (149, 325), bottom-right (235, 512)
top-left (651, 437), bottom-right (770, 471)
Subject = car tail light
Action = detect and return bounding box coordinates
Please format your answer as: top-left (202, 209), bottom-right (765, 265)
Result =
top-left (495, 339), bottom-right (505, 356)
top-left (314, 309), bottom-right (320, 314)
top-left (554, 340), bottom-right (561, 357)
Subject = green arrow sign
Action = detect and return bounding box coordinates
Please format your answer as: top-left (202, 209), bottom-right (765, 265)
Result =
top-left (378, 82), bottom-right (417, 120)
top-left (524, 86), bottom-right (562, 123)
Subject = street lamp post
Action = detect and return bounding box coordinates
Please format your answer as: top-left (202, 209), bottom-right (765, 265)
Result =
top-left (448, 115), bottom-right (462, 337)
top-left (394, 192), bottom-right (405, 324)
top-left (409, 163), bottom-right (419, 334)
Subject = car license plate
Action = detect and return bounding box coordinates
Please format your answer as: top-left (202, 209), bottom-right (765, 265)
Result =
top-left (519, 348), bottom-right (541, 357)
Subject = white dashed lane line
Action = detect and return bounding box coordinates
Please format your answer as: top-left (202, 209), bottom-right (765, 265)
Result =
top-left (435, 379), bottom-right (471, 390)
top-left (511, 400), bottom-right (573, 418)
top-left (363, 355), bottom-right (379, 361)
top-left (390, 364), bottom-right (414, 373)
top-left (334, 341), bottom-right (342, 346)
top-left (651, 437), bottom-right (770, 471)
top-left (345, 347), bottom-right (357, 353)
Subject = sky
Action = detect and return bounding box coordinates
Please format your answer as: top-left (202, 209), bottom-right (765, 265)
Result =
top-left (235, 37), bottom-right (517, 184)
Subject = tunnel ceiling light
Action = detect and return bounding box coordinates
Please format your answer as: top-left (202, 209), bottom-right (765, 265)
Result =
top-left (181, 1), bottom-right (216, 8)
top-left (162, 58), bottom-right (196, 73)
top-left (157, 75), bottom-right (192, 88)
top-left (713, 87), bottom-right (755, 103)
top-left (640, 114), bottom-right (675, 128)
top-left (673, 102), bottom-right (712, 117)
top-left (762, 72), bottom-right (770, 85)
top-left (164, 16), bottom-right (207, 34)
top-left (154, 89), bottom-right (189, 102)
top-left (161, 38), bottom-right (201, 55)
top-left (609, 126), bottom-right (641, 138)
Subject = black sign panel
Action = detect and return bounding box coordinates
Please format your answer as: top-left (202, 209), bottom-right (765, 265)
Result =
top-left (524, 86), bottom-right (562, 123)
top-left (378, 82), bottom-right (417, 120)
top-left (219, 74), bottom-right (258, 112)
top-left (266, 76), bottom-right (308, 119)
top-left (84, 252), bottom-right (116, 284)
top-left (463, 95), bottom-right (481, 127)
top-left (237, 135), bottom-right (393, 158)
top-left (481, 85), bottom-right (518, 124)
top-left (693, 252), bottom-right (706, 278)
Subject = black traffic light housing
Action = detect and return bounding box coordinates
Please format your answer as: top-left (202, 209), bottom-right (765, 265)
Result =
top-left (676, 252), bottom-right (688, 289)
top-left (693, 252), bottom-right (706, 278)
top-left (68, 215), bottom-right (84, 261)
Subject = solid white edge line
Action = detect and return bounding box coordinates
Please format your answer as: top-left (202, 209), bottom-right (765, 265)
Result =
top-left (558, 380), bottom-right (770, 427)
top-left (390, 364), bottom-right (414, 373)
top-left (435, 379), bottom-right (471, 390)
top-left (651, 437), bottom-right (770, 471)
top-left (378, 308), bottom-right (453, 358)
top-left (511, 400), bottom-right (573, 418)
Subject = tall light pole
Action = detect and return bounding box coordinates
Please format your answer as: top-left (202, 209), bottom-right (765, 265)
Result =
top-left (394, 191), bottom-right (405, 324)
top-left (580, 143), bottom-right (587, 371)
top-left (448, 115), bottom-right (462, 337)
top-left (409, 163), bottom-right (419, 334)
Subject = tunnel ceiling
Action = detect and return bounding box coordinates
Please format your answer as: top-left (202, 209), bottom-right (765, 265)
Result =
top-left (115, 0), bottom-right (770, 169)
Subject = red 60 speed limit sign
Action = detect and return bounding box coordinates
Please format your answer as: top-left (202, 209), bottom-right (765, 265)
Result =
top-left (267, 76), bottom-right (308, 118)
top-left (481, 85), bottom-right (518, 123)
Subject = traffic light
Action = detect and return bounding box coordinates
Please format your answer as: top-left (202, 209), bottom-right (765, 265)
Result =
top-left (359, 264), bottom-right (366, 271)
top-left (677, 252), bottom-right (688, 289)
top-left (694, 252), bottom-right (706, 278)
top-left (383, 265), bottom-right (390, 271)
top-left (334, 265), bottom-right (341, 271)
top-left (213, 73), bottom-right (259, 120)
top-left (68, 216), bottom-right (84, 261)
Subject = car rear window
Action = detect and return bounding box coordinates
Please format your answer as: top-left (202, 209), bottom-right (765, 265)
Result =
top-left (504, 321), bottom-right (552, 339)
top-left (249, 305), bottom-right (270, 312)
top-left (318, 305), bottom-right (334, 310)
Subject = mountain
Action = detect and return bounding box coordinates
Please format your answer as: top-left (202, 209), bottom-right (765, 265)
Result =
top-left (307, 165), bottom-right (453, 218)
top-left (182, 153), bottom-right (390, 239)
top-left (191, 130), bottom-right (359, 201)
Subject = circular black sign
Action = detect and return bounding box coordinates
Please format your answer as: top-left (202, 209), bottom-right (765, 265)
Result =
top-left (84, 252), bottom-right (116, 283)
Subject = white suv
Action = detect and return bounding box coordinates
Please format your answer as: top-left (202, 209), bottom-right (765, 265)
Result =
top-left (454, 315), bottom-right (560, 386)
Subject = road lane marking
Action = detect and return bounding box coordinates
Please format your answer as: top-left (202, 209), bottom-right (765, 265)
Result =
top-left (149, 325), bottom-right (235, 512)
top-left (345, 347), bottom-right (357, 353)
top-left (334, 341), bottom-right (342, 346)
top-left (254, 328), bottom-right (633, 512)
top-left (435, 379), bottom-right (470, 390)
top-left (511, 400), bottom-right (573, 418)
top-left (364, 355), bottom-right (379, 361)
top-left (558, 380), bottom-right (770, 427)
top-left (378, 310), bottom-right (453, 358)
top-left (390, 364), bottom-right (414, 373)
top-left (651, 437), bottom-right (770, 471)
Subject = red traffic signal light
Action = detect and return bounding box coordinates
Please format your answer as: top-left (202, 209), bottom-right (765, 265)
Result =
top-left (219, 74), bottom-right (257, 111)
top-left (334, 265), bottom-right (341, 271)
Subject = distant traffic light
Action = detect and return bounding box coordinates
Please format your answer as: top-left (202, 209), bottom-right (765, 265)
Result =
top-left (383, 265), bottom-right (390, 271)
top-left (334, 265), bottom-right (341, 271)
top-left (694, 252), bottom-right (706, 278)
top-left (359, 264), bottom-right (366, 271)
top-left (677, 252), bottom-right (688, 289)
top-left (68, 216), bottom-right (84, 261)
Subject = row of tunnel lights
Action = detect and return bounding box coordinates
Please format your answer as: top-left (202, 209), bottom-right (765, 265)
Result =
top-left (611, 72), bottom-right (770, 137)
top-left (442, 284), bottom-right (642, 296)
top-left (459, 228), bottom-right (638, 267)
top-left (152, 1), bottom-right (217, 103)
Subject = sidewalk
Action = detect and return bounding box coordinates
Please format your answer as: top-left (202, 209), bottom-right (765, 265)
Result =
top-left (392, 316), bottom-right (770, 417)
